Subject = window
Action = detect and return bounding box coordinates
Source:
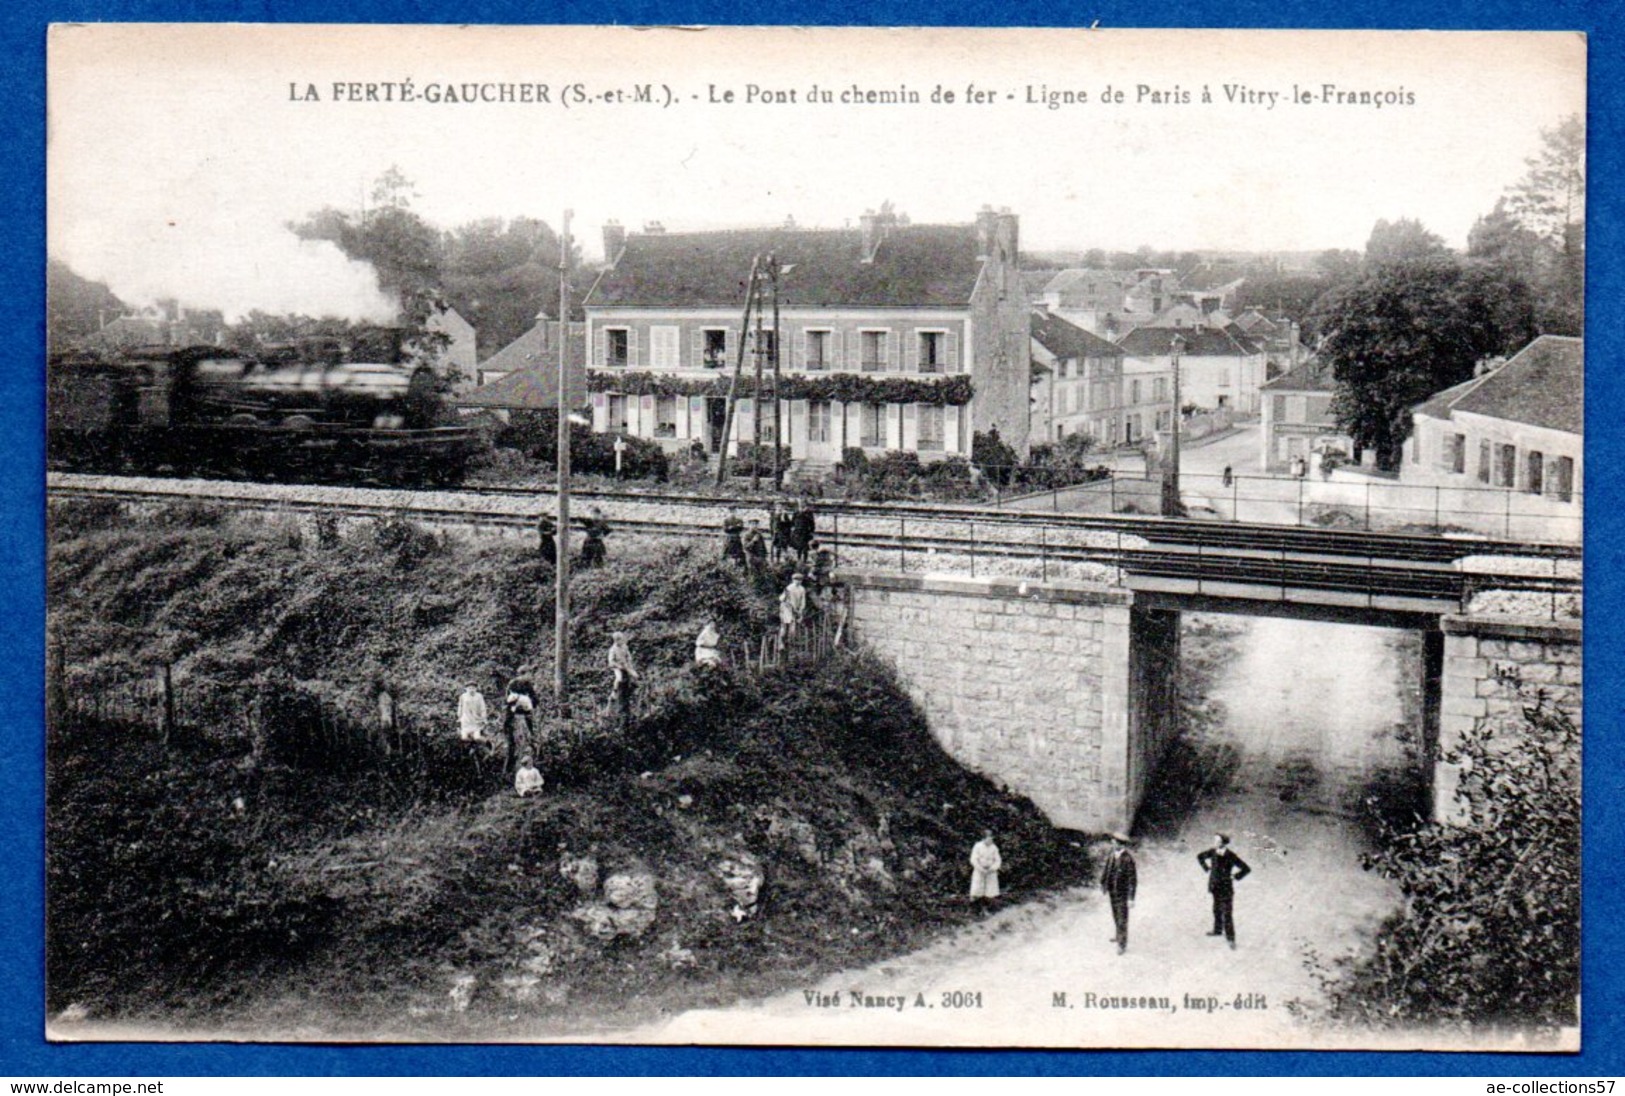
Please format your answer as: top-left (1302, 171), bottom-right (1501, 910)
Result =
top-left (654, 396), bottom-right (677, 438)
top-left (1477, 440), bottom-right (1491, 483)
top-left (860, 403), bottom-right (885, 447)
top-left (918, 405), bottom-right (944, 450)
top-left (1450, 433), bottom-right (1466, 475)
top-left (1526, 451), bottom-right (1544, 495)
top-left (860, 330), bottom-right (888, 372)
top-left (1552, 456), bottom-right (1575, 502)
top-left (1496, 443), bottom-right (1517, 488)
top-left (805, 330), bottom-right (831, 371)
top-left (649, 326), bottom-right (680, 370)
top-left (1130, 379), bottom-right (1142, 405)
top-left (607, 394), bottom-right (628, 431)
top-left (918, 331), bottom-right (946, 374)
top-left (750, 328), bottom-right (778, 362)
top-left (605, 327), bottom-right (630, 368)
top-left (701, 328), bottom-right (727, 369)
top-left (808, 400), bottom-right (831, 444)
top-left (1273, 395), bottom-right (1286, 422)
top-left (1154, 377), bottom-right (1168, 402)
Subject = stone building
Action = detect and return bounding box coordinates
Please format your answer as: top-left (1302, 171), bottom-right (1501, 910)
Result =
top-left (1115, 323), bottom-right (1267, 416)
top-left (581, 206), bottom-right (1033, 468)
top-left (1402, 335), bottom-right (1582, 534)
top-left (1029, 309), bottom-right (1127, 445)
top-left (1258, 358), bottom-right (1350, 473)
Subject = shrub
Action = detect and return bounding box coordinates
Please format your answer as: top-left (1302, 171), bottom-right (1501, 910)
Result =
top-left (1312, 698), bottom-right (1579, 1033)
top-left (728, 443), bottom-right (790, 479)
top-left (971, 428), bottom-right (1019, 485)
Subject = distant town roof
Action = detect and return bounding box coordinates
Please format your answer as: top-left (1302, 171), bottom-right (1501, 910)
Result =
top-left (458, 321), bottom-right (588, 410)
top-left (1115, 325), bottom-right (1261, 358)
top-left (1415, 335), bottom-right (1583, 436)
top-left (1030, 309), bottom-right (1125, 361)
top-left (585, 223), bottom-right (988, 310)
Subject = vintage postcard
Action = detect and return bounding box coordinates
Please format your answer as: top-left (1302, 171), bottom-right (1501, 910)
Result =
top-left (44, 25), bottom-right (1584, 1050)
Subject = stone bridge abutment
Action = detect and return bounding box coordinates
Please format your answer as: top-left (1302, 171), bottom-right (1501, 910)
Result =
top-left (839, 570), bottom-right (1580, 834)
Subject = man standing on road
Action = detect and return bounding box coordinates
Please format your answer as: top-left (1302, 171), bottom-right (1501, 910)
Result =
top-left (1101, 832), bottom-right (1137, 955)
top-left (1197, 833), bottom-right (1251, 949)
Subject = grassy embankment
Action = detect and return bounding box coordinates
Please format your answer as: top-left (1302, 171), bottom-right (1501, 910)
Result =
top-left (46, 500), bottom-right (1093, 1037)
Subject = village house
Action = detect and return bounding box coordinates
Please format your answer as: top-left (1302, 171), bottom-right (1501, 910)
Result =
top-left (1115, 323), bottom-right (1267, 416)
top-left (1029, 309), bottom-right (1127, 445)
top-left (1259, 357), bottom-right (1350, 473)
top-left (580, 206), bottom-right (1032, 468)
top-left (422, 305), bottom-right (478, 388)
top-left (473, 317), bottom-right (586, 391)
top-left (1402, 335), bottom-right (1582, 518)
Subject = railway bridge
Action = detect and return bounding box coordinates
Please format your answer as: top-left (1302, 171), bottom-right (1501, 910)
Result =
top-left (49, 473), bottom-right (1581, 833)
top-left (836, 520), bottom-right (1581, 834)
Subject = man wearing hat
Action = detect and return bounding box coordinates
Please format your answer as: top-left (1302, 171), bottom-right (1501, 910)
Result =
top-left (778, 572), bottom-right (808, 649)
top-left (1197, 833), bottom-right (1251, 949)
top-left (1100, 832), bottom-right (1138, 955)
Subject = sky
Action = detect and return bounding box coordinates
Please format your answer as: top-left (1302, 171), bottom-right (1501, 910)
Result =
top-left (46, 25), bottom-right (1585, 318)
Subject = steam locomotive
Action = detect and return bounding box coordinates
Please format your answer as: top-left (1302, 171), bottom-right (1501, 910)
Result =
top-left (47, 331), bottom-right (480, 485)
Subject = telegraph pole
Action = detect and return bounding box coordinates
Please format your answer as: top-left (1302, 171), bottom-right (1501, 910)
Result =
top-left (714, 255), bottom-right (762, 485)
top-left (751, 270), bottom-right (767, 492)
top-left (1161, 333), bottom-right (1185, 518)
top-left (769, 254), bottom-right (784, 491)
top-left (554, 210), bottom-right (573, 716)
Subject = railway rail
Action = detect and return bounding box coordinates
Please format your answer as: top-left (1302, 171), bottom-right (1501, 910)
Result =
top-left (48, 473), bottom-right (1581, 614)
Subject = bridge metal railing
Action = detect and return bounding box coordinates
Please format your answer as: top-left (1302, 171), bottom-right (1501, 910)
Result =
top-left (998, 470), bottom-right (1583, 545)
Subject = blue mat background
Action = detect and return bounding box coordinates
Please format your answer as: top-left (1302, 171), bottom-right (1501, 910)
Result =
top-left (5, 0), bottom-right (1617, 1077)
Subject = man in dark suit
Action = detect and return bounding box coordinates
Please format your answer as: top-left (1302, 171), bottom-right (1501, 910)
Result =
top-left (1197, 833), bottom-right (1251, 949)
top-left (1100, 832), bottom-right (1138, 955)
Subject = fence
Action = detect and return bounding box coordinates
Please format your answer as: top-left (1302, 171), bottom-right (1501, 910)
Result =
top-left (996, 469), bottom-right (1582, 544)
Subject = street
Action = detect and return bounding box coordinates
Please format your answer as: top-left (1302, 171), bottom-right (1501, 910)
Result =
top-left (636, 615), bottom-right (1422, 1048)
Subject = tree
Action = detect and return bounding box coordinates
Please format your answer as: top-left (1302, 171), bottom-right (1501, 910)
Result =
top-left (1313, 256), bottom-right (1535, 469)
top-left (1364, 218), bottom-right (1450, 266)
top-left (1507, 114), bottom-right (1584, 250)
top-left (47, 259), bottom-right (128, 351)
top-left (1316, 699), bottom-right (1579, 1033)
top-left (1472, 116), bottom-right (1586, 336)
top-left (1316, 249), bottom-right (1364, 284)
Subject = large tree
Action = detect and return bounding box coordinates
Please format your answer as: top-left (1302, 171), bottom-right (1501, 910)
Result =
top-left (1313, 254), bottom-right (1536, 469)
top-left (1470, 115), bottom-right (1585, 336)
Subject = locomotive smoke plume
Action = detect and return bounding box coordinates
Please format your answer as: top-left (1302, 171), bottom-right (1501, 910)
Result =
top-left (56, 217), bottom-right (399, 325)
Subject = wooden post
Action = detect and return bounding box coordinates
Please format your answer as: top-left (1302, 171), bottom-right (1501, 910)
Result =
top-left (46, 637), bottom-right (66, 733)
top-left (161, 662), bottom-right (175, 746)
top-left (716, 255), bottom-right (763, 485)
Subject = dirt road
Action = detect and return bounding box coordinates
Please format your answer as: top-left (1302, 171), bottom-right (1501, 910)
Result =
top-left (636, 616), bottom-right (1423, 1049)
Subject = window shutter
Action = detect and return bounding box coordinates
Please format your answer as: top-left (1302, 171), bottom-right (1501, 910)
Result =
top-left (736, 398), bottom-right (753, 441)
top-left (830, 400), bottom-right (846, 450)
top-left (946, 330), bottom-right (959, 372)
top-left (905, 330), bottom-right (919, 373)
top-left (595, 325), bottom-right (607, 367)
top-left (831, 330), bottom-right (844, 371)
top-left (628, 328), bottom-right (641, 368)
top-left (885, 403), bottom-right (902, 449)
top-left (902, 403), bottom-right (919, 450)
top-left (591, 391), bottom-right (608, 432)
top-left (796, 327), bottom-right (808, 369)
top-left (724, 327), bottom-right (737, 366)
top-left (790, 400), bottom-right (808, 457)
top-left (944, 402), bottom-right (960, 453)
top-left (691, 327), bottom-right (703, 369)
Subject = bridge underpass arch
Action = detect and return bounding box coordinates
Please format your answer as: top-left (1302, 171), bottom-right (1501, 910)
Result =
top-left (839, 569), bottom-right (1578, 836)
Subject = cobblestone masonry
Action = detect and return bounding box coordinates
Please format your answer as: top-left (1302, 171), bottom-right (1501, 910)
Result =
top-left (1434, 614), bottom-right (1582, 823)
top-left (841, 570), bottom-right (1175, 833)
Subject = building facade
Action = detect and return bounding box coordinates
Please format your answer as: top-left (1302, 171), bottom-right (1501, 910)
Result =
top-left (1402, 336), bottom-right (1582, 516)
top-left (1259, 358), bottom-right (1349, 473)
top-left (1116, 324), bottom-right (1267, 416)
top-left (581, 207), bottom-right (1031, 466)
top-left (1029, 309), bottom-right (1126, 445)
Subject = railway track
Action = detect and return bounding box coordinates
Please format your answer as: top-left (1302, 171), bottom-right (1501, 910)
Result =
top-left (49, 472), bottom-right (1581, 614)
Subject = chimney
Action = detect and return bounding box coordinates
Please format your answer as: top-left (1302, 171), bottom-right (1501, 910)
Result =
top-left (975, 204), bottom-right (998, 259)
top-left (602, 220), bottom-right (626, 261)
top-left (642, 220), bottom-right (666, 235)
top-left (995, 207), bottom-right (1019, 264)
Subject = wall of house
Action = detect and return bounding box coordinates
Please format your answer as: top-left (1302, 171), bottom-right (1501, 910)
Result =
top-left (1261, 389), bottom-right (1349, 472)
top-left (967, 228), bottom-right (1034, 456)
